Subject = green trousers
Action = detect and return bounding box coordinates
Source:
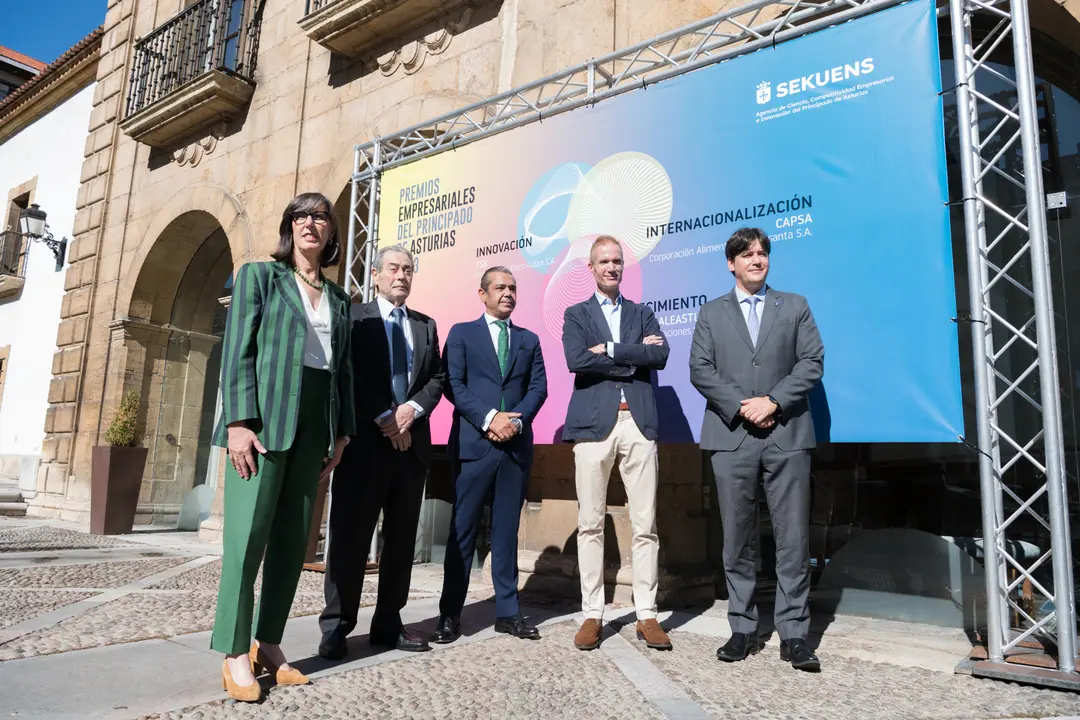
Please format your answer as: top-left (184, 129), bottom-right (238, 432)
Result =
top-left (211, 367), bottom-right (331, 655)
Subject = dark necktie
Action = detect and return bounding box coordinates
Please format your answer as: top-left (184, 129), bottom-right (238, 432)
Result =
top-left (391, 307), bottom-right (408, 405)
top-left (495, 319), bottom-right (508, 410)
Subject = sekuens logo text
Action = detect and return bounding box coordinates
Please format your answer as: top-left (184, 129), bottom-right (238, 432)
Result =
top-left (756, 57), bottom-right (875, 105)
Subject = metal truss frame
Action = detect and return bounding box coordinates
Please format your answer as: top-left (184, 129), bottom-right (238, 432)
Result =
top-left (949, 0), bottom-right (1075, 673)
top-left (344, 0), bottom-right (918, 296)
top-left (342, 0), bottom-right (1076, 674)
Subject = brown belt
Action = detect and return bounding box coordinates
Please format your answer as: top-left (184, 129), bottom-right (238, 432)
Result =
top-left (618, 402), bottom-right (630, 411)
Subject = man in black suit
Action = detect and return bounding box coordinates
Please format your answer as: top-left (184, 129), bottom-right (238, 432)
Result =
top-left (689, 227), bottom-right (824, 671)
top-left (319, 244), bottom-right (444, 657)
top-left (561, 235), bottom-right (672, 652)
top-left (430, 266), bottom-right (548, 644)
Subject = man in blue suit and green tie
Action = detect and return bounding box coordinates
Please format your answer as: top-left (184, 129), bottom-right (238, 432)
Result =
top-left (430, 266), bottom-right (548, 643)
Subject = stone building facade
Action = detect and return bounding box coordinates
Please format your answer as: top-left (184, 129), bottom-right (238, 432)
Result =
top-left (25, 0), bottom-right (1080, 604)
top-left (0, 31), bottom-right (100, 515)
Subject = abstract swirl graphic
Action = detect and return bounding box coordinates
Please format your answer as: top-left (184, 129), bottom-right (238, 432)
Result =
top-left (516, 162), bottom-right (590, 270)
top-left (566, 152), bottom-right (673, 266)
top-left (539, 152), bottom-right (672, 340)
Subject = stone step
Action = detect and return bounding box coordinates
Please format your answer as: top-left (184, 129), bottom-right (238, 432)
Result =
top-left (0, 486), bottom-right (24, 503)
top-left (0, 501), bottom-right (27, 516)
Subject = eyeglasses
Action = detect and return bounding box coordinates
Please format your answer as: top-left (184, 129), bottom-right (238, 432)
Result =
top-left (290, 211), bottom-right (330, 225)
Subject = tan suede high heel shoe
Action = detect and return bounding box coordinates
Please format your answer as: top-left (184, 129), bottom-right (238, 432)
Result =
top-left (222, 659), bottom-right (262, 702)
top-left (249, 641), bottom-right (311, 685)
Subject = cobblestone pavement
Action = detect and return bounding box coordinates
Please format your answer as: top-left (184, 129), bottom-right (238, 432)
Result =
top-left (4, 521), bottom-right (1080, 720)
top-left (617, 624), bottom-right (1080, 720)
top-left (0, 589), bottom-right (95, 628)
top-left (141, 622), bottom-right (665, 720)
top-left (0, 555), bottom-right (436, 661)
top-left (150, 558), bottom-right (331, 595)
top-left (0, 525), bottom-right (136, 552)
top-left (0, 556), bottom-right (189, 589)
top-left (0, 589), bottom-right (328, 660)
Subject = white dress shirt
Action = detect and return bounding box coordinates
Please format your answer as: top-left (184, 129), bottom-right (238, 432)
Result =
top-left (375, 294), bottom-right (424, 424)
top-left (481, 313), bottom-right (512, 431)
top-left (294, 276), bottom-right (332, 370)
top-left (734, 285), bottom-right (769, 330)
top-left (597, 291), bottom-right (629, 403)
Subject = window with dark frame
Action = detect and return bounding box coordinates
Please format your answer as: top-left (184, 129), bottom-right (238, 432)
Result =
top-left (0, 346), bottom-right (9, 411)
top-left (1, 193), bottom-right (29, 277)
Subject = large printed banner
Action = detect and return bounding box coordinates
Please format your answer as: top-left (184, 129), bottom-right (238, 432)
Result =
top-left (377, 0), bottom-right (964, 444)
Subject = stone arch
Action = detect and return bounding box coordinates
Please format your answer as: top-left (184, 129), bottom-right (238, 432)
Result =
top-left (123, 182), bottom-right (253, 322)
top-left (109, 184), bottom-right (252, 527)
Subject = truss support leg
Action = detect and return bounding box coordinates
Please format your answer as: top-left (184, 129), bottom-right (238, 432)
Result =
top-left (360, 140), bottom-right (383, 303)
top-left (1010, 0), bottom-right (1076, 673)
top-left (949, 0), bottom-right (1008, 665)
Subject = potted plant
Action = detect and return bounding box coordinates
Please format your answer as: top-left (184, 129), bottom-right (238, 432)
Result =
top-left (90, 389), bottom-right (148, 535)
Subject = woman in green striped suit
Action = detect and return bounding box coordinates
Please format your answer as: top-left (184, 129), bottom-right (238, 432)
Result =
top-left (211, 192), bottom-right (356, 701)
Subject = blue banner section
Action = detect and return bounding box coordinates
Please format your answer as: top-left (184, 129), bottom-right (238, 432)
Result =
top-left (382, 0), bottom-right (964, 444)
top-left (633, 0), bottom-right (962, 443)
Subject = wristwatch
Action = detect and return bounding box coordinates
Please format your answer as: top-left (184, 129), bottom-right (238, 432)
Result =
top-left (510, 417), bottom-right (523, 432)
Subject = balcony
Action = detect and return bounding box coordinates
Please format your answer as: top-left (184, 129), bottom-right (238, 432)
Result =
top-left (0, 232), bottom-right (28, 300)
top-left (120, 0), bottom-right (264, 148)
top-left (300, 0), bottom-right (475, 59)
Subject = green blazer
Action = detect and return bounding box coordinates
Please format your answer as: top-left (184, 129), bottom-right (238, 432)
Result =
top-left (212, 260), bottom-right (357, 454)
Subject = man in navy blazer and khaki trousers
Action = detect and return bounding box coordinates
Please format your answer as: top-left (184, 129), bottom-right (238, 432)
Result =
top-left (430, 265), bottom-right (548, 643)
top-left (561, 235), bottom-right (672, 652)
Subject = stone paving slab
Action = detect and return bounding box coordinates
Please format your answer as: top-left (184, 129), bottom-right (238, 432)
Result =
top-left (0, 589), bottom-right (96, 628)
top-left (0, 557), bottom-right (191, 589)
top-left (0, 525), bottom-right (136, 552)
top-left (617, 625), bottom-right (1080, 720)
top-left (0, 636), bottom-right (224, 720)
top-left (139, 621), bottom-right (666, 720)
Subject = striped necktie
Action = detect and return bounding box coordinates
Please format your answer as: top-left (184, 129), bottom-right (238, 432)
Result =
top-left (745, 296), bottom-right (761, 347)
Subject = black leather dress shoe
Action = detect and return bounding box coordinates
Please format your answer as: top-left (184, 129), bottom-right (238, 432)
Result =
top-left (716, 632), bottom-right (762, 662)
top-left (780, 638), bottom-right (821, 671)
top-left (494, 613), bottom-right (540, 640)
top-left (430, 615), bottom-right (462, 644)
top-left (318, 630), bottom-right (348, 660)
top-left (370, 627), bottom-right (431, 652)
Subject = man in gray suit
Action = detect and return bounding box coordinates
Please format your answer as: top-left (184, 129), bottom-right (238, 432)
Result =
top-left (689, 227), bottom-right (824, 671)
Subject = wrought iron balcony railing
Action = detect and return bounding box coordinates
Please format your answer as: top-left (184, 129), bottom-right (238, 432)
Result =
top-left (125, 0), bottom-right (263, 119)
top-left (305, 0), bottom-right (332, 13)
top-left (0, 232), bottom-right (28, 280)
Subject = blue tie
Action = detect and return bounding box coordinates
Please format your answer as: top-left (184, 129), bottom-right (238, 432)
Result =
top-left (390, 307), bottom-right (408, 405)
top-left (746, 296), bottom-right (761, 347)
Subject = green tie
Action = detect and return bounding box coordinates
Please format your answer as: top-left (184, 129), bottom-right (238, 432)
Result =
top-left (495, 319), bottom-right (509, 410)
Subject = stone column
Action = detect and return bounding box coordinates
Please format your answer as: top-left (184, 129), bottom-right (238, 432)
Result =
top-left (104, 318), bottom-right (170, 518)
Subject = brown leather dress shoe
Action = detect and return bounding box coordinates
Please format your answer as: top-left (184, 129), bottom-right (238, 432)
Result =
top-left (574, 618), bottom-right (603, 650)
top-left (635, 619), bottom-right (673, 650)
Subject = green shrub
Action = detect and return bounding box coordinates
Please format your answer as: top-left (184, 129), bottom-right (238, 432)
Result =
top-left (104, 389), bottom-right (141, 447)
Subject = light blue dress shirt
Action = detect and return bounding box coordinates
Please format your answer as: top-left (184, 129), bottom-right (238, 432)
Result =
top-left (597, 292), bottom-right (629, 404)
top-left (734, 285), bottom-right (768, 333)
